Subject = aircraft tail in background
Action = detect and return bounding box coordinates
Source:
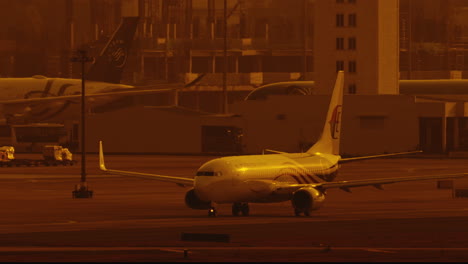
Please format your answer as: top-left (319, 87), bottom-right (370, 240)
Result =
top-left (86, 17), bottom-right (139, 84)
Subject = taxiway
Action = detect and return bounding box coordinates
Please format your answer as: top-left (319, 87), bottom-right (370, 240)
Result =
top-left (0, 155), bottom-right (467, 261)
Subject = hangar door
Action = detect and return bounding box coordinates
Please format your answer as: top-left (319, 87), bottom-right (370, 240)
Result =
top-left (419, 118), bottom-right (443, 153)
top-left (201, 126), bottom-right (243, 154)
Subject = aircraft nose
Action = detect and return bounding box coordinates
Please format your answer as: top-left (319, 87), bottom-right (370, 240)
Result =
top-left (194, 176), bottom-right (212, 201)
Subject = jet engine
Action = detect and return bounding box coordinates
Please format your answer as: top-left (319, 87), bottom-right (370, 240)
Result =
top-left (184, 189), bottom-right (211, 210)
top-left (291, 187), bottom-right (325, 213)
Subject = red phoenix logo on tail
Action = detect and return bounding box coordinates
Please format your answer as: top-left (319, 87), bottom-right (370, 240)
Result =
top-left (329, 105), bottom-right (342, 139)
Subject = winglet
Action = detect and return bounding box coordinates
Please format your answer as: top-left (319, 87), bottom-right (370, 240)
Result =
top-left (99, 141), bottom-right (107, 171)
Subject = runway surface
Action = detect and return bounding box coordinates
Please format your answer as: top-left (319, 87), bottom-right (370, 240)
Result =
top-left (1, 154), bottom-right (468, 261)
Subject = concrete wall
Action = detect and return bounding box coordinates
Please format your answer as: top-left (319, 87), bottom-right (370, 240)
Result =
top-left (340, 95), bottom-right (418, 155)
top-left (86, 106), bottom-right (202, 153)
top-left (231, 95), bottom-right (327, 153)
top-left (85, 94), bottom-right (419, 156)
top-left (233, 94), bottom-right (418, 155)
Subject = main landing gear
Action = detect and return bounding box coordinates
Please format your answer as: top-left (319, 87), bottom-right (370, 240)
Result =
top-left (232, 202), bottom-right (249, 216)
top-left (207, 203), bottom-right (250, 217)
top-left (294, 208), bottom-right (310, 217)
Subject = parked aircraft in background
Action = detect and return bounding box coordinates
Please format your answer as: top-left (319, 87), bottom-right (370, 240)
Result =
top-left (0, 17), bottom-right (179, 124)
top-left (245, 78), bottom-right (468, 101)
top-left (99, 71), bottom-right (468, 217)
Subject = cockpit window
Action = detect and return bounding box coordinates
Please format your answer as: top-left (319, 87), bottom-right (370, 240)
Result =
top-left (196, 171), bottom-right (215, 176)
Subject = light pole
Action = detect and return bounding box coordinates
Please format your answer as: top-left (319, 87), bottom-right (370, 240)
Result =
top-left (222, 0), bottom-right (228, 114)
top-left (71, 49), bottom-right (94, 198)
top-left (220, 0), bottom-right (241, 114)
top-left (303, 0), bottom-right (308, 80)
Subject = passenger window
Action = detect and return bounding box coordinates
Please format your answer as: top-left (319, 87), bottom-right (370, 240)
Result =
top-left (196, 171), bottom-right (215, 176)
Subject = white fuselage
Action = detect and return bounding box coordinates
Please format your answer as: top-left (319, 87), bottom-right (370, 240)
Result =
top-left (0, 76), bottom-right (134, 122)
top-left (0, 77), bottom-right (133, 100)
top-left (194, 152), bottom-right (340, 204)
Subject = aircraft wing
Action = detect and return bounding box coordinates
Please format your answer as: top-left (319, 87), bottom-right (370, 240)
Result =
top-left (98, 141), bottom-right (194, 187)
top-left (275, 172), bottom-right (468, 193)
top-left (339, 150), bottom-right (422, 164)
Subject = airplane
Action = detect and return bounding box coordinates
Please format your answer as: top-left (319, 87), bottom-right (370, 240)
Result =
top-left (98, 71), bottom-right (468, 217)
top-left (0, 17), bottom-right (181, 124)
top-left (244, 77), bottom-right (468, 101)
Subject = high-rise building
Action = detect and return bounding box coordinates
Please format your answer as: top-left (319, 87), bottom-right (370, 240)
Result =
top-left (313, 0), bottom-right (399, 95)
top-left (138, 0), bottom-right (314, 86)
top-left (3, 0), bottom-right (468, 87)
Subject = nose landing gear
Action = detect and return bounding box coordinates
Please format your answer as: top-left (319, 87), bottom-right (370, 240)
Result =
top-left (208, 207), bottom-right (217, 217)
top-left (232, 202), bottom-right (250, 216)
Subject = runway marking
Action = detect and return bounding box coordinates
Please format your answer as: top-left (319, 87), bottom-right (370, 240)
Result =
top-left (0, 246), bottom-right (465, 253)
top-left (0, 206), bottom-right (467, 235)
top-left (364, 248), bottom-right (396, 253)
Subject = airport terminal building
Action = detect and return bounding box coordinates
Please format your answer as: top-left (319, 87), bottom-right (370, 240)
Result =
top-left (78, 0), bottom-right (468, 156)
top-left (2, 0), bottom-right (468, 156)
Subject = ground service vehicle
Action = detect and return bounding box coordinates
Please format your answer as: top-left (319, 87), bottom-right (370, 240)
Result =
top-left (0, 145), bottom-right (74, 167)
top-left (42, 145), bottom-right (73, 165)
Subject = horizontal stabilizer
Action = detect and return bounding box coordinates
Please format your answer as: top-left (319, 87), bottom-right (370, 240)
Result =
top-left (339, 150), bottom-right (422, 164)
top-left (263, 149), bottom-right (288, 154)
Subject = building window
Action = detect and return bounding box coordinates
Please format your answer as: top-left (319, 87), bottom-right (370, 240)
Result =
top-left (254, 18), bottom-right (268, 38)
top-left (0, 125), bottom-right (11, 137)
top-left (348, 37), bottom-right (356, 50)
top-left (349, 60), bottom-right (357, 73)
top-left (336, 60), bottom-right (344, 72)
top-left (192, 17), bottom-right (200, 38)
top-left (240, 13), bottom-right (248, 38)
top-left (348, 84), bottom-right (357, 94)
top-left (336, 37), bottom-right (344, 50)
top-left (336, 14), bottom-right (345, 27)
top-left (215, 18), bottom-right (225, 38)
top-left (348, 13), bottom-right (357, 27)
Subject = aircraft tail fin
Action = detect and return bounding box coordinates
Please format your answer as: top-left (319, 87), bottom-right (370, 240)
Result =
top-left (307, 71), bottom-right (344, 156)
top-left (86, 17), bottom-right (139, 84)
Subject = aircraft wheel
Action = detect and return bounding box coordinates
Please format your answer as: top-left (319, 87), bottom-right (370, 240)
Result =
top-left (294, 208), bottom-right (302, 216)
top-left (294, 208), bottom-right (310, 217)
top-left (208, 207), bottom-right (217, 217)
top-left (232, 203), bottom-right (241, 216)
top-left (240, 203), bottom-right (250, 216)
